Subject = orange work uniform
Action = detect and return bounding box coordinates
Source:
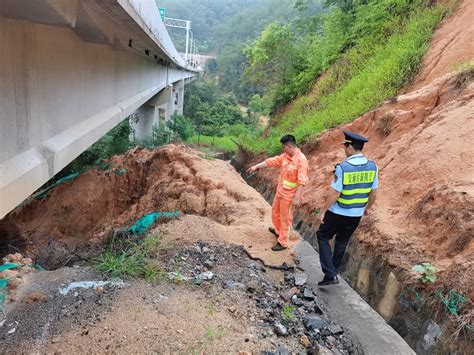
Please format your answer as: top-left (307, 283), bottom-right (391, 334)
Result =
top-left (265, 149), bottom-right (309, 247)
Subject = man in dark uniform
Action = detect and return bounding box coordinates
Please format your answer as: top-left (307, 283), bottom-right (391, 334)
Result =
top-left (315, 131), bottom-right (379, 286)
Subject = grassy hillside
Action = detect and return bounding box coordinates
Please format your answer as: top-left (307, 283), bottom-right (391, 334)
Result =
top-left (241, 0), bottom-right (448, 154)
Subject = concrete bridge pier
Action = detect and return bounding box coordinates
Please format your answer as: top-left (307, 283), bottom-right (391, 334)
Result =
top-left (130, 106), bottom-right (156, 142)
top-left (131, 79), bottom-right (185, 140)
top-left (174, 80), bottom-right (185, 116)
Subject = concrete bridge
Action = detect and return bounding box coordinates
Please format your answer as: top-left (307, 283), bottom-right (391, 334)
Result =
top-left (0, 0), bottom-right (198, 218)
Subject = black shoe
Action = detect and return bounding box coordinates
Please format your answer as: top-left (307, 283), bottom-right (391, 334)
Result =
top-left (271, 242), bottom-right (287, 251)
top-left (317, 276), bottom-right (339, 286)
top-left (268, 227), bottom-right (279, 237)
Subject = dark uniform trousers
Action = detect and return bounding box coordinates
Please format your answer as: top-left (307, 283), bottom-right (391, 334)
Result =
top-left (317, 210), bottom-right (361, 279)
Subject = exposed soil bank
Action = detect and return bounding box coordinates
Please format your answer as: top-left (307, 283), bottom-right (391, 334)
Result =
top-left (1, 145), bottom-right (299, 270)
top-left (1, 145), bottom-right (368, 353)
top-left (233, 69), bottom-right (474, 353)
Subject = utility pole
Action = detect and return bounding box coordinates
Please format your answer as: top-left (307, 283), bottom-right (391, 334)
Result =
top-left (185, 20), bottom-right (190, 60)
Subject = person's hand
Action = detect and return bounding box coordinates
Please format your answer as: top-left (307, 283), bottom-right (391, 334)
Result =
top-left (246, 165), bottom-right (258, 174)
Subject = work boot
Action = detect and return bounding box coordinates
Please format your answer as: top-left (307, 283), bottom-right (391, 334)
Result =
top-left (317, 276), bottom-right (339, 286)
top-left (268, 227), bottom-right (279, 237)
top-left (271, 242), bottom-right (287, 251)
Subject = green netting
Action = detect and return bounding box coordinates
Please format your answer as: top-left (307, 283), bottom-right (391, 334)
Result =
top-left (33, 264), bottom-right (45, 271)
top-left (98, 161), bottom-right (110, 170)
top-left (0, 265), bottom-right (17, 312)
top-left (36, 173), bottom-right (80, 200)
top-left (441, 290), bottom-right (466, 316)
top-left (128, 211), bottom-right (181, 235)
top-left (114, 168), bottom-right (127, 176)
top-left (18, 173), bottom-right (80, 207)
top-left (0, 279), bottom-right (7, 312)
top-left (0, 263), bottom-right (18, 272)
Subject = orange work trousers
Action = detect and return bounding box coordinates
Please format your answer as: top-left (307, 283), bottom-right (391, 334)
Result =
top-left (271, 193), bottom-right (293, 248)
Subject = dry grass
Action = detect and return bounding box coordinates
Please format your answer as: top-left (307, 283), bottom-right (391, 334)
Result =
top-left (447, 229), bottom-right (473, 256)
top-left (454, 65), bottom-right (474, 90)
top-left (377, 113), bottom-right (396, 136)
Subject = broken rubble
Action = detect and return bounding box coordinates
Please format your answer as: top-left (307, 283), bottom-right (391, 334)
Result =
top-left (304, 314), bottom-right (330, 331)
top-left (223, 279), bottom-right (245, 289)
top-left (203, 260), bottom-right (214, 269)
top-left (294, 273), bottom-right (308, 286)
top-left (284, 272), bottom-right (295, 284)
top-left (275, 346), bottom-right (290, 355)
top-left (59, 280), bottom-right (124, 295)
top-left (274, 321), bottom-right (288, 336)
top-left (300, 334), bottom-right (312, 348)
top-left (310, 343), bottom-right (334, 355)
top-left (194, 271), bottom-right (214, 283)
top-left (303, 288), bottom-right (315, 300)
top-left (328, 324), bottom-right (343, 335)
top-left (280, 287), bottom-right (299, 301)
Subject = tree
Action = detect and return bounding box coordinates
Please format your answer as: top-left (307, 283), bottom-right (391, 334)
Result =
top-left (205, 58), bottom-right (218, 76)
top-left (168, 114), bottom-right (195, 140)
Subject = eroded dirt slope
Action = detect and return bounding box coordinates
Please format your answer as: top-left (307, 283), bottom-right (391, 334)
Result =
top-left (1, 145), bottom-right (298, 268)
top-left (242, 0), bottom-right (474, 300)
top-left (405, 0), bottom-right (474, 91)
top-left (243, 70), bottom-right (474, 306)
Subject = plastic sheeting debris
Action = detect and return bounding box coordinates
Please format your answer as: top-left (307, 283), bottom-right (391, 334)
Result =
top-left (59, 279), bottom-right (124, 295)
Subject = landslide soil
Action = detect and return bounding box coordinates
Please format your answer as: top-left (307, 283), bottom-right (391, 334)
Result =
top-left (1, 145), bottom-right (351, 353)
top-left (1, 145), bottom-right (300, 269)
top-left (241, 0), bottom-right (474, 312)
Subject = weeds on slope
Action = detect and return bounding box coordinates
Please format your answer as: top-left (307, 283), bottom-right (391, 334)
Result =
top-left (187, 135), bottom-right (239, 153)
top-left (95, 232), bottom-right (168, 282)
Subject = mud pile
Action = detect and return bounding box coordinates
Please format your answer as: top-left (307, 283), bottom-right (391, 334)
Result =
top-left (1, 145), bottom-right (296, 269)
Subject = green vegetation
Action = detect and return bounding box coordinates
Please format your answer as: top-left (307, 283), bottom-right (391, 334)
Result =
top-left (158, 0), bottom-right (321, 104)
top-left (62, 0), bottom-right (447, 163)
top-left (207, 303), bottom-right (217, 316)
top-left (64, 120), bottom-right (131, 174)
top-left (412, 263), bottom-right (438, 283)
top-left (242, 0), bottom-right (446, 153)
top-left (204, 326), bottom-right (225, 341)
top-left (281, 304), bottom-right (297, 320)
top-left (182, 78), bottom-right (260, 152)
top-left (187, 135), bottom-right (238, 153)
top-left (183, 79), bottom-right (250, 136)
top-left (95, 233), bottom-right (166, 282)
top-left (402, 287), bottom-right (472, 336)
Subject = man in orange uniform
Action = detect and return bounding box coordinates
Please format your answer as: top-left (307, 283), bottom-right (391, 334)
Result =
top-left (247, 135), bottom-right (309, 251)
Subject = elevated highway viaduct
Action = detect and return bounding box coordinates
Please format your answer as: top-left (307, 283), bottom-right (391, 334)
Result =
top-left (0, 0), bottom-right (198, 218)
